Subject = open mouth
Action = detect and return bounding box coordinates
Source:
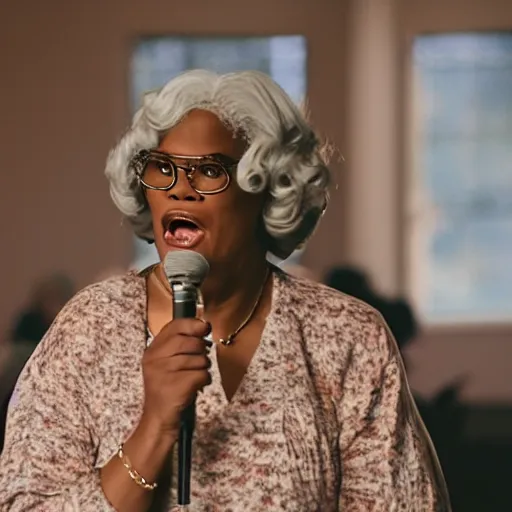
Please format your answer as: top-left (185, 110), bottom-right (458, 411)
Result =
top-left (162, 213), bottom-right (205, 248)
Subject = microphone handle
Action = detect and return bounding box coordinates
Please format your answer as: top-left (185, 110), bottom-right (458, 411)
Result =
top-left (178, 402), bottom-right (195, 505)
top-left (171, 285), bottom-right (198, 506)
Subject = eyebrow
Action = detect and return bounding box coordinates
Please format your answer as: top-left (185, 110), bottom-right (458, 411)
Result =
top-left (151, 150), bottom-right (239, 165)
top-left (208, 153), bottom-right (239, 165)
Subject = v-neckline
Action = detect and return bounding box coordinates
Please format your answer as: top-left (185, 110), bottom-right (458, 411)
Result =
top-left (208, 270), bottom-right (281, 407)
top-left (142, 265), bottom-right (284, 408)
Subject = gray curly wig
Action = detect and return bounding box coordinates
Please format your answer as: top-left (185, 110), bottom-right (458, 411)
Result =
top-left (105, 69), bottom-right (330, 259)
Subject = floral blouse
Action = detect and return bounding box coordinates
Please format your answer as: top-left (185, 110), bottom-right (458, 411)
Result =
top-left (0, 269), bottom-right (450, 511)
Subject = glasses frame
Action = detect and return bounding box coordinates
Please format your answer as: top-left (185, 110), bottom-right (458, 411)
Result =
top-left (130, 149), bottom-right (238, 195)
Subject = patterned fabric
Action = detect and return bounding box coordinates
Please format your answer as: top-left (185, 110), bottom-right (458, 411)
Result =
top-left (0, 269), bottom-right (451, 511)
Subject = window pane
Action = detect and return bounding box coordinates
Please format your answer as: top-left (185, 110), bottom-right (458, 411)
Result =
top-left (129, 36), bottom-right (307, 270)
top-left (411, 33), bottom-right (512, 322)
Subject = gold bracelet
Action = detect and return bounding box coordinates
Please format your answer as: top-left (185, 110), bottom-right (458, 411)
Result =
top-left (117, 445), bottom-right (158, 491)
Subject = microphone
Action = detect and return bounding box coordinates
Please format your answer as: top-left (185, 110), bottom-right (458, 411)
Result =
top-left (164, 250), bottom-right (210, 506)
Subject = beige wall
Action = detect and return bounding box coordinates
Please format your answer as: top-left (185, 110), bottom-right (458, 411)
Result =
top-left (0, 0), bottom-right (348, 337)
top-left (1, 0), bottom-right (512, 404)
top-left (347, 0), bottom-right (512, 404)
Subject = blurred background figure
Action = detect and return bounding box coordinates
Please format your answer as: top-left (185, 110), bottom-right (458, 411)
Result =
top-left (9, 273), bottom-right (75, 346)
top-left (325, 266), bottom-right (417, 355)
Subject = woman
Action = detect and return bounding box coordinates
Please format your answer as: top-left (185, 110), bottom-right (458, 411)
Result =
top-left (0, 70), bottom-right (450, 511)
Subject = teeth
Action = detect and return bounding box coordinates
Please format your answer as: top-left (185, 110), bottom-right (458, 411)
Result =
top-left (167, 218), bottom-right (198, 233)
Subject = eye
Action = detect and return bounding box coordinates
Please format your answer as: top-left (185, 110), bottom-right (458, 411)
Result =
top-left (198, 163), bottom-right (224, 179)
top-left (157, 162), bottom-right (173, 175)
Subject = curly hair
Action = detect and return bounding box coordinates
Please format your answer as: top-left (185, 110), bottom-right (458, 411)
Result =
top-left (105, 69), bottom-right (330, 259)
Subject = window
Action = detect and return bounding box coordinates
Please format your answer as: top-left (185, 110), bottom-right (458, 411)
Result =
top-left (408, 33), bottom-right (512, 323)
top-left (129, 36), bottom-right (307, 270)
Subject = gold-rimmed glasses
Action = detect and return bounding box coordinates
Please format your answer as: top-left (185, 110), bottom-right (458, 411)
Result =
top-left (131, 149), bottom-right (238, 195)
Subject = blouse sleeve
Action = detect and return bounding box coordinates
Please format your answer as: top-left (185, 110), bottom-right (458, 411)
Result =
top-left (0, 299), bottom-right (116, 511)
top-left (338, 322), bottom-right (451, 512)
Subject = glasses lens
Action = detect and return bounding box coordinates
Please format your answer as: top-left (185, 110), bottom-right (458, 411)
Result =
top-left (191, 162), bottom-right (229, 192)
top-left (142, 156), bottom-right (176, 189)
top-left (135, 151), bottom-right (231, 193)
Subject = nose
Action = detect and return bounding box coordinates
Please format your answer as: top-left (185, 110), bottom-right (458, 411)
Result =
top-left (168, 168), bottom-right (203, 202)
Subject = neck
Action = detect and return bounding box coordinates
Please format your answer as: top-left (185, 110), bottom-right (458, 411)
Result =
top-left (204, 256), bottom-right (269, 330)
top-left (200, 248), bottom-right (270, 337)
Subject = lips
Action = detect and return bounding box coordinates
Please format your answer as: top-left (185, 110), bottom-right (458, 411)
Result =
top-left (162, 211), bottom-right (206, 249)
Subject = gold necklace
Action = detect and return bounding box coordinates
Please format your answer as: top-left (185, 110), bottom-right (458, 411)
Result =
top-left (214, 267), bottom-right (270, 346)
top-left (151, 265), bottom-right (270, 346)
top-left (151, 265), bottom-right (172, 295)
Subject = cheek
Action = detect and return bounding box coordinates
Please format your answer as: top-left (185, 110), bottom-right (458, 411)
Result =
top-left (239, 191), bottom-right (266, 225)
top-left (146, 191), bottom-right (165, 230)
top-left (215, 191), bottom-right (265, 235)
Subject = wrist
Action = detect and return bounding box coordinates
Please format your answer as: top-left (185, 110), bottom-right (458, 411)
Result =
top-left (101, 413), bottom-right (176, 511)
top-left (138, 411), bottom-right (179, 445)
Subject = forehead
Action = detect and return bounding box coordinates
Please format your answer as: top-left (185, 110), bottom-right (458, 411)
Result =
top-left (158, 109), bottom-right (246, 159)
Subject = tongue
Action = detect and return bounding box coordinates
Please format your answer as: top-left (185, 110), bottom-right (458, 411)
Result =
top-left (165, 227), bottom-right (201, 244)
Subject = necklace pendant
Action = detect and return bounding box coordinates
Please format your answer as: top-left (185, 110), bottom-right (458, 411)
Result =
top-left (203, 267), bottom-right (269, 349)
top-left (219, 336), bottom-right (234, 346)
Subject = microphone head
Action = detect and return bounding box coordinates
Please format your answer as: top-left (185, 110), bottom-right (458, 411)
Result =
top-left (163, 250), bottom-right (210, 286)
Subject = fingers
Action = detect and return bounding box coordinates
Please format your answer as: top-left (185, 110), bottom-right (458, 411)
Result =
top-left (187, 368), bottom-right (212, 391)
top-left (147, 319), bottom-right (210, 352)
top-left (172, 370), bottom-right (212, 402)
top-left (143, 355), bottom-right (212, 393)
top-left (165, 354), bottom-right (211, 372)
top-left (162, 318), bottom-right (211, 339)
top-left (146, 335), bottom-right (208, 359)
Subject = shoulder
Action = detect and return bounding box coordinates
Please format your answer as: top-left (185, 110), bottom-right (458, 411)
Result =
top-left (8, 272), bottom-right (148, 425)
top-left (276, 270), bottom-right (395, 360)
top-left (68, 271), bottom-right (145, 310)
top-left (278, 270), bottom-right (379, 321)
top-left (56, 271), bottom-right (145, 325)
top-left (29, 271), bottom-right (146, 366)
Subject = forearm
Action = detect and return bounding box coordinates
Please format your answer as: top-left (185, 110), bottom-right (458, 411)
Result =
top-left (100, 414), bottom-right (177, 512)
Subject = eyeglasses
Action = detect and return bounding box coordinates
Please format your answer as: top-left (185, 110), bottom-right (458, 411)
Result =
top-left (130, 149), bottom-right (238, 195)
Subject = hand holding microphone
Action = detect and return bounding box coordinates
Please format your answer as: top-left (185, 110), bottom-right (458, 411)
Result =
top-left (141, 317), bottom-right (211, 437)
